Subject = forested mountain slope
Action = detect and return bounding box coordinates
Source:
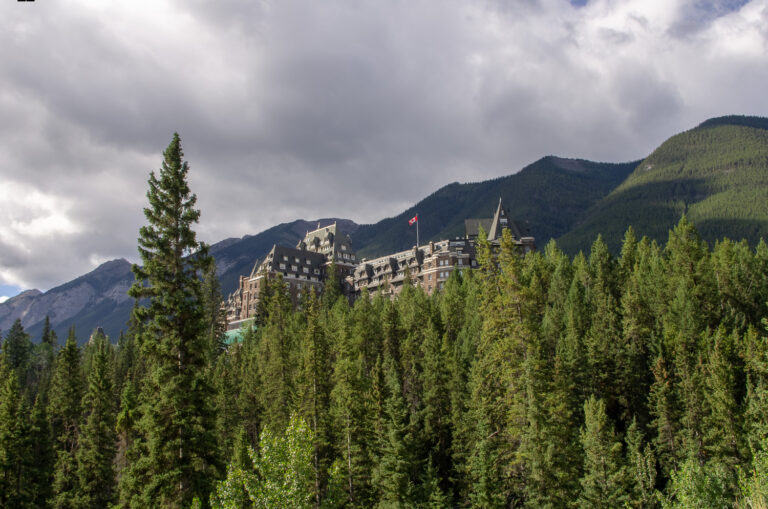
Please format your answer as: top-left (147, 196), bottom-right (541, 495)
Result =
top-left (353, 156), bottom-right (637, 258)
top-left (558, 115), bottom-right (768, 253)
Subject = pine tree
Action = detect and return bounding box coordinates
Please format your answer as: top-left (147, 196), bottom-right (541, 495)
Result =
top-left (115, 378), bottom-right (140, 499)
top-left (75, 333), bottom-right (118, 507)
top-left (201, 262), bottom-right (227, 363)
top-left (702, 327), bottom-right (744, 482)
top-left (33, 315), bottom-right (57, 399)
top-left (649, 352), bottom-right (680, 482)
top-left (578, 396), bottom-right (627, 509)
top-left (322, 261), bottom-right (344, 310)
top-left (125, 133), bottom-right (222, 507)
top-left (0, 374), bottom-right (32, 507)
top-left (28, 393), bottom-right (54, 507)
top-left (296, 292), bottom-right (333, 507)
top-left (625, 417), bottom-right (658, 508)
top-left (373, 355), bottom-right (414, 507)
top-left (419, 321), bottom-right (453, 501)
top-left (258, 275), bottom-right (297, 434)
top-left (2, 319), bottom-right (32, 389)
top-left (49, 327), bottom-right (84, 509)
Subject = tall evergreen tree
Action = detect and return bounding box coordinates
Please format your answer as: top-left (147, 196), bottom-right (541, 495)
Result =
top-left (201, 262), bottom-right (227, 363)
top-left (297, 292), bottom-right (333, 507)
top-left (373, 355), bottom-right (414, 507)
top-left (49, 327), bottom-right (84, 509)
top-left (578, 396), bottom-right (627, 509)
top-left (2, 319), bottom-right (32, 389)
top-left (125, 133), bottom-right (222, 507)
top-left (0, 374), bottom-right (32, 508)
top-left (330, 309), bottom-right (375, 507)
top-left (76, 333), bottom-right (118, 507)
top-left (258, 275), bottom-right (298, 434)
top-left (625, 417), bottom-right (658, 508)
top-left (28, 394), bottom-right (54, 507)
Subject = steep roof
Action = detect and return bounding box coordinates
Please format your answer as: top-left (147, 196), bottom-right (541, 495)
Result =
top-left (465, 197), bottom-right (522, 240)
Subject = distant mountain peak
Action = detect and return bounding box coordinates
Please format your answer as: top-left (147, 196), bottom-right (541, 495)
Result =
top-left (7, 289), bottom-right (42, 301)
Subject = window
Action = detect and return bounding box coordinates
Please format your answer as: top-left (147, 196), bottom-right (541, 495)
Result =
top-left (291, 265), bottom-right (297, 272)
top-left (428, 274), bottom-right (432, 280)
top-left (282, 255), bottom-right (288, 261)
top-left (279, 263), bottom-right (286, 270)
top-left (303, 267), bottom-right (309, 273)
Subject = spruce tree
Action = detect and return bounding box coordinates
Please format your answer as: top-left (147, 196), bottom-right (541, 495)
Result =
top-left (2, 319), bottom-right (32, 389)
top-left (33, 315), bottom-right (57, 399)
top-left (373, 355), bottom-right (414, 507)
top-left (296, 292), bottom-right (333, 507)
top-left (125, 133), bottom-right (222, 507)
top-left (0, 374), bottom-right (32, 507)
top-left (257, 275), bottom-right (297, 434)
top-left (28, 394), bottom-right (54, 507)
top-left (76, 333), bottom-right (118, 507)
top-left (578, 396), bottom-right (627, 509)
top-left (49, 327), bottom-right (84, 509)
top-left (625, 418), bottom-right (658, 508)
top-left (201, 262), bottom-right (227, 363)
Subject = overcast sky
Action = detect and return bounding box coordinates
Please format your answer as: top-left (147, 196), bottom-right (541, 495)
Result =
top-left (0, 0), bottom-right (766, 296)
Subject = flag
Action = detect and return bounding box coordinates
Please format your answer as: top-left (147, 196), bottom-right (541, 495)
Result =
top-left (409, 214), bottom-right (418, 225)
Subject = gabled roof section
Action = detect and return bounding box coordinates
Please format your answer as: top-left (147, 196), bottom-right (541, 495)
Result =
top-left (486, 198), bottom-right (504, 241)
top-left (465, 198), bottom-right (520, 240)
top-left (248, 259), bottom-right (260, 278)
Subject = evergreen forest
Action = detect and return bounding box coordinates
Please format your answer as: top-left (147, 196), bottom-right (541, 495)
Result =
top-left (3, 135), bottom-right (768, 508)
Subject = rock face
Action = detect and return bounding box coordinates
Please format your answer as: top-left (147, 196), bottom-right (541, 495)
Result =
top-left (0, 259), bottom-right (134, 344)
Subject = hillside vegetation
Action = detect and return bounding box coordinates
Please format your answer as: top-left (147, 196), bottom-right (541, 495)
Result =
top-left (559, 116), bottom-right (768, 253)
top-left (354, 156), bottom-right (637, 258)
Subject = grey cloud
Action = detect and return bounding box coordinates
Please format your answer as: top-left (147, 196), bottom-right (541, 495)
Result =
top-left (0, 0), bottom-right (767, 290)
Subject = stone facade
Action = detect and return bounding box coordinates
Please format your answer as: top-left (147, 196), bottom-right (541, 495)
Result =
top-left (225, 199), bottom-right (534, 329)
top-left (225, 223), bottom-right (357, 330)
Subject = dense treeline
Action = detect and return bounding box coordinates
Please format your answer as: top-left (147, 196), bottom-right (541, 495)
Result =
top-left (559, 121), bottom-right (768, 255)
top-left (3, 218), bottom-right (768, 507)
top-left (3, 133), bottom-right (768, 507)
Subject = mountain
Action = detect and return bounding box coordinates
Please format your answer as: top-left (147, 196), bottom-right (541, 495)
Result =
top-left (0, 220), bottom-right (359, 344)
top-left (5, 114), bottom-right (767, 343)
top-left (352, 156), bottom-right (638, 259)
top-left (557, 115), bottom-right (768, 254)
top-left (0, 259), bottom-right (134, 344)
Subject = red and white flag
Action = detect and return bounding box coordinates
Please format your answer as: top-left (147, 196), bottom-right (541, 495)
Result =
top-left (409, 214), bottom-right (418, 225)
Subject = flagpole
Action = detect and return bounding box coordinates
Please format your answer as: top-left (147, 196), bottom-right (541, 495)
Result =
top-left (416, 213), bottom-right (419, 248)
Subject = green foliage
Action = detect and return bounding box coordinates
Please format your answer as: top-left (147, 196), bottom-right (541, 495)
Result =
top-left (662, 456), bottom-right (733, 509)
top-left (578, 396), bottom-right (627, 509)
top-left (560, 119), bottom-right (768, 254)
top-left (123, 133), bottom-right (222, 507)
top-left (211, 414), bottom-right (314, 509)
top-left (24, 178), bottom-right (768, 508)
top-left (49, 327), bottom-right (84, 508)
top-left (0, 374), bottom-right (33, 507)
top-left (75, 332), bottom-right (117, 507)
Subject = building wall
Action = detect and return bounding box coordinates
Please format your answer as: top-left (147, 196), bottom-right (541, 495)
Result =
top-left (225, 211), bottom-right (535, 328)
